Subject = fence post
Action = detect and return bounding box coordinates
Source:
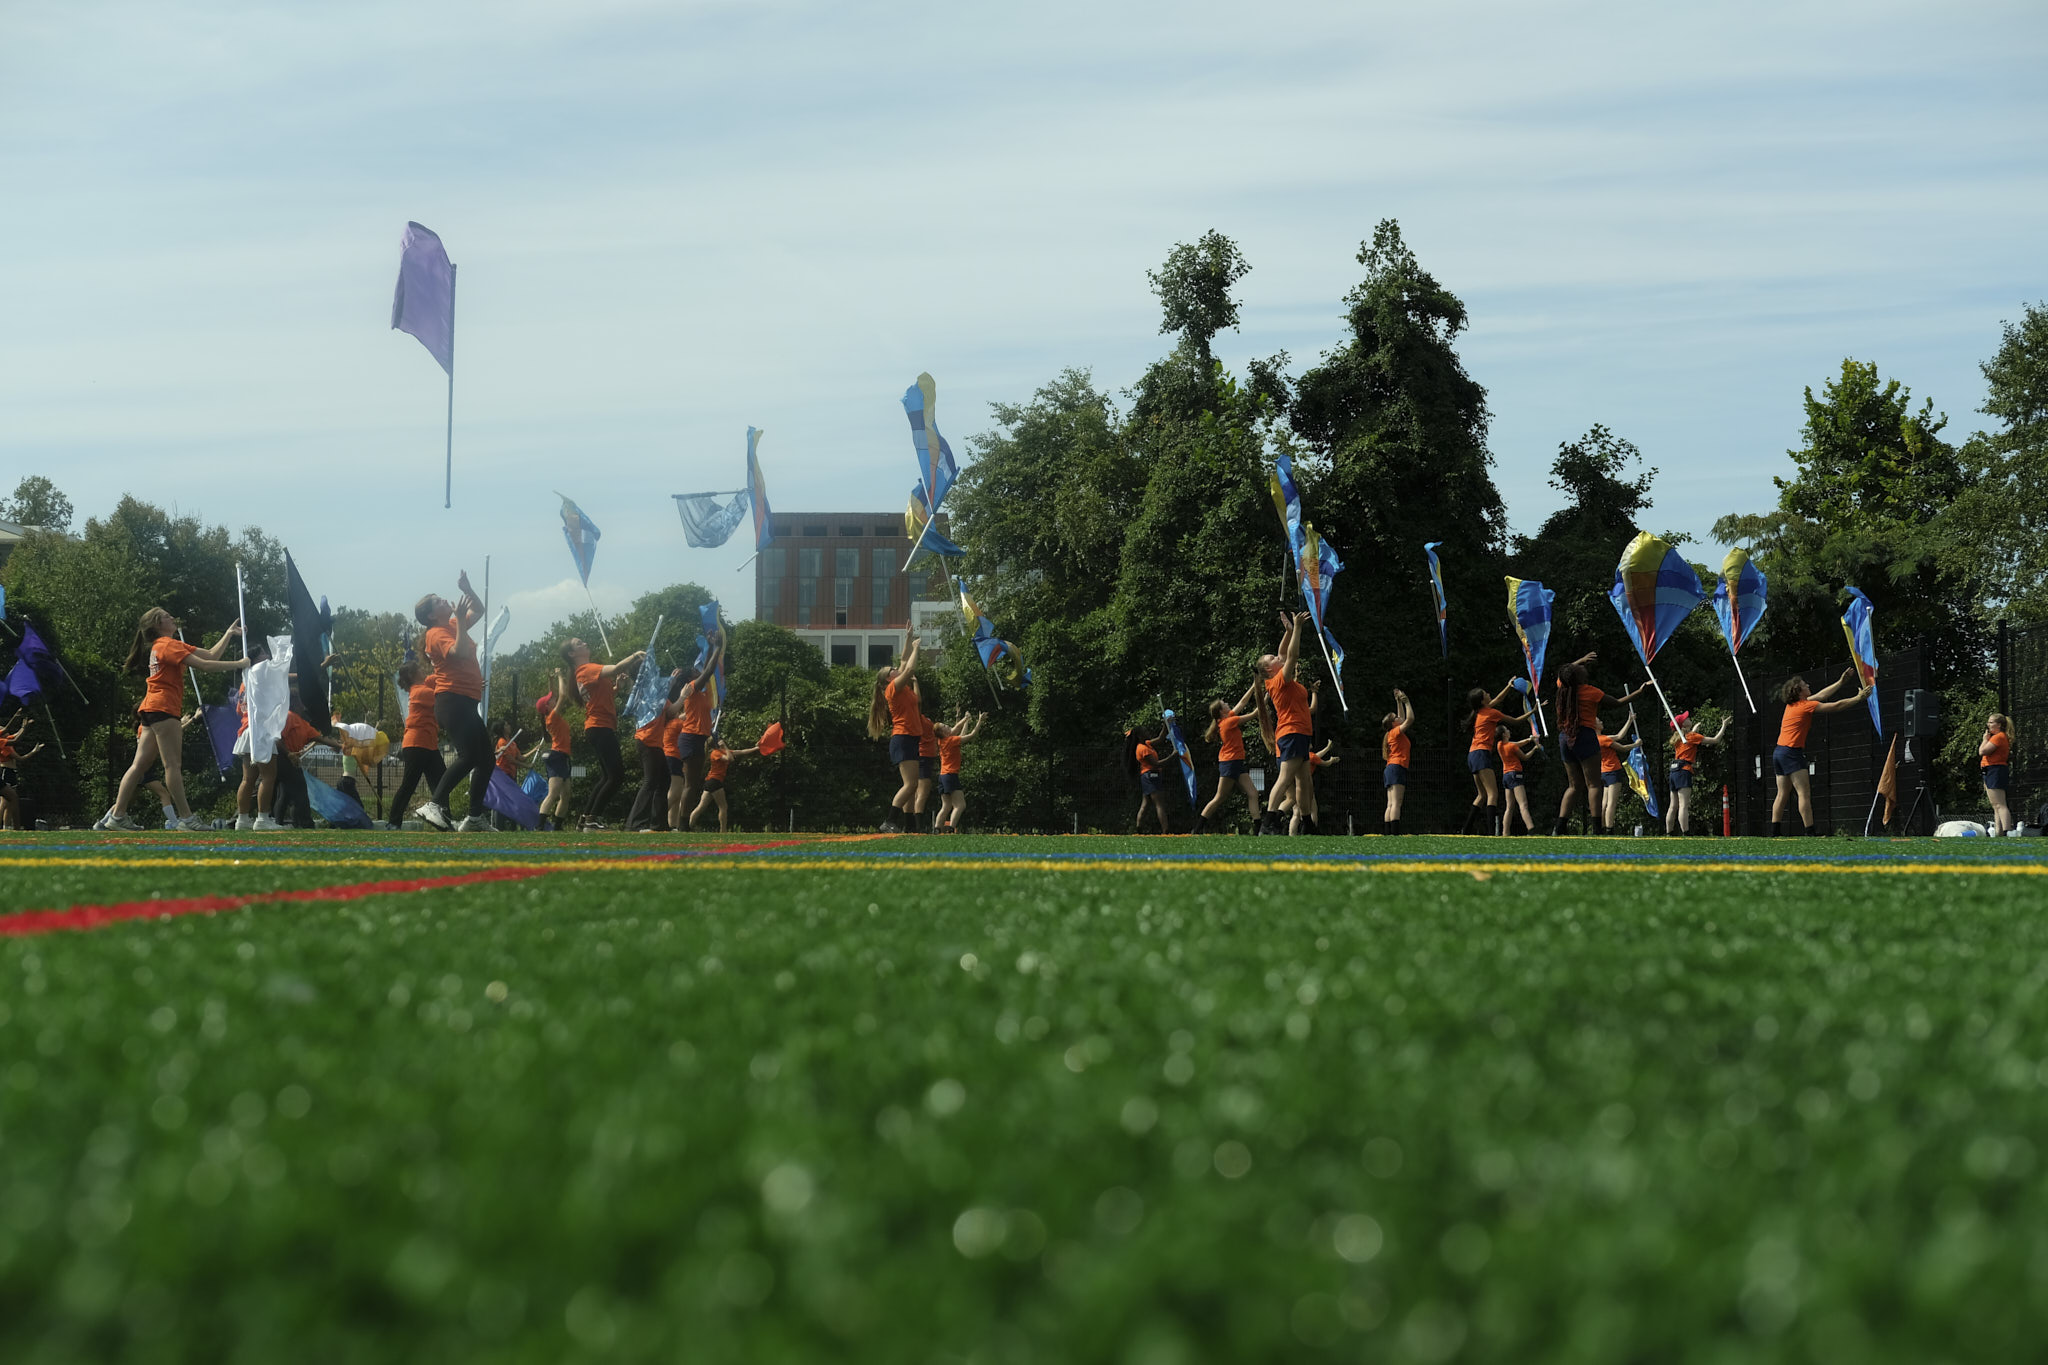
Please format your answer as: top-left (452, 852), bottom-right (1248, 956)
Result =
top-left (1999, 617), bottom-right (2009, 720)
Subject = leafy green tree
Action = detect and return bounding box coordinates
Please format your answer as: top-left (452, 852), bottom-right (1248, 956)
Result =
top-left (1947, 302), bottom-right (2048, 623)
top-left (1, 475), bottom-right (72, 532)
top-left (1146, 229), bottom-right (1250, 371)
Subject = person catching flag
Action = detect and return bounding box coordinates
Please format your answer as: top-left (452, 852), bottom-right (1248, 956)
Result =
top-left (1665, 710), bottom-right (1729, 835)
top-left (562, 636), bottom-right (648, 830)
top-left (1195, 681), bottom-right (1263, 836)
top-left (99, 609), bottom-right (247, 832)
top-left (1769, 668), bottom-right (1870, 836)
top-left (932, 709), bottom-right (986, 833)
top-left (412, 571), bottom-right (493, 833)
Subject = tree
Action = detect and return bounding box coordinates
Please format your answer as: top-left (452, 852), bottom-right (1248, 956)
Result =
top-left (1511, 425), bottom-right (1658, 654)
top-left (1712, 359), bottom-right (1986, 688)
top-left (1947, 302), bottom-right (2048, 623)
top-left (1146, 230), bottom-right (1250, 371)
top-left (1, 475), bottom-right (73, 533)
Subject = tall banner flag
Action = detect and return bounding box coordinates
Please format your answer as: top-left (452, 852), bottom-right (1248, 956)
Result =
top-left (1609, 531), bottom-right (1702, 732)
top-left (748, 426), bottom-right (773, 552)
top-left (905, 485), bottom-right (965, 563)
top-left (284, 552), bottom-right (333, 730)
top-left (1423, 541), bottom-right (1448, 657)
top-left (1162, 710), bottom-right (1199, 806)
top-left (1269, 452), bottom-right (1306, 558)
top-left (1712, 548), bottom-right (1769, 711)
top-left (1841, 587), bottom-right (1881, 735)
top-left (389, 222), bottom-right (457, 508)
top-left (692, 602), bottom-right (727, 733)
top-left (1505, 577), bottom-right (1555, 734)
top-left (1298, 524), bottom-right (1348, 709)
top-left (902, 374), bottom-right (958, 513)
top-left (556, 494), bottom-right (612, 654)
top-left (1624, 741), bottom-right (1663, 821)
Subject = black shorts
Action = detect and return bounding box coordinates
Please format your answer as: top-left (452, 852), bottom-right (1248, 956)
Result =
top-left (1600, 770), bottom-right (1625, 787)
top-left (1467, 750), bottom-right (1492, 774)
top-left (0, 768), bottom-right (17, 789)
top-left (889, 735), bottom-right (920, 765)
top-left (1383, 763), bottom-right (1407, 789)
top-left (1278, 733), bottom-right (1311, 763)
top-left (1502, 771), bottom-right (1523, 790)
top-left (666, 756), bottom-right (685, 778)
top-left (1669, 766), bottom-right (1693, 790)
top-left (1560, 729), bottom-right (1599, 763)
top-left (545, 751), bottom-right (571, 780)
top-left (676, 732), bottom-right (706, 760)
top-left (1773, 745), bottom-right (1806, 777)
top-left (1218, 759), bottom-right (1246, 778)
top-left (138, 709), bottom-right (179, 729)
top-left (1139, 770), bottom-right (1166, 795)
top-left (702, 779), bottom-right (725, 793)
top-left (920, 756), bottom-right (938, 781)
top-left (1983, 764), bottom-right (2009, 791)
top-left (939, 773), bottom-right (961, 794)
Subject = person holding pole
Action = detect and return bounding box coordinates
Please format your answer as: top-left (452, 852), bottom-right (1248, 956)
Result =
top-left (1498, 726), bottom-right (1542, 835)
top-left (1980, 713), bottom-right (2014, 835)
top-left (1665, 711), bottom-right (1729, 835)
top-left (867, 628), bottom-right (924, 832)
top-left (387, 658), bottom-right (444, 829)
top-left (413, 572), bottom-right (492, 833)
top-left (1258, 612), bottom-right (1319, 836)
top-left (1769, 668), bottom-right (1870, 836)
top-left (1194, 682), bottom-right (1263, 835)
top-left (98, 609), bottom-right (246, 832)
top-left (562, 637), bottom-right (647, 830)
top-left (1595, 717), bottom-right (1642, 836)
top-left (1549, 653), bottom-right (1649, 836)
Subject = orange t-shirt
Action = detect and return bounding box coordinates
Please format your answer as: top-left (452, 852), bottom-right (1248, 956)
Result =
top-left (1558, 684), bottom-right (1605, 734)
top-left (541, 704), bottom-right (572, 754)
top-left (1983, 733), bottom-right (2010, 768)
top-left (918, 712), bottom-right (939, 759)
top-left (662, 715), bottom-right (685, 759)
top-left (1216, 712), bottom-right (1246, 763)
top-left (1500, 740), bottom-right (1525, 774)
top-left (142, 637), bottom-right (197, 717)
top-left (1675, 730), bottom-right (1705, 766)
top-left (1135, 742), bottom-right (1160, 773)
top-left (635, 703), bottom-right (668, 748)
top-left (1598, 734), bottom-right (1622, 773)
top-left (1309, 752), bottom-right (1325, 770)
top-left (1384, 726), bottom-right (1411, 767)
top-left (424, 616), bottom-right (483, 701)
top-left (403, 681), bottom-right (439, 750)
top-left (939, 734), bottom-right (963, 775)
top-left (1470, 706), bottom-right (1507, 753)
top-left (280, 712), bottom-right (321, 756)
top-left (495, 739), bottom-right (521, 776)
top-left (577, 664), bottom-right (617, 731)
top-left (885, 677), bottom-right (921, 736)
top-left (681, 685), bottom-right (714, 737)
top-left (1266, 673), bottom-right (1311, 739)
top-left (0, 735), bottom-right (16, 765)
top-left (1778, 698), bottom-right (1819, 748)
top-left (706, 747), bottom-right (732, 783)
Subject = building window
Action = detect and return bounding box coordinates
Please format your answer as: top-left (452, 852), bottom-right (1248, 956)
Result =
top-left (799, 548), bottom-right (822, 578)
top-left (868, 642), bottom-right (896, 668)
top-left (835, 548), bottom-right (860, 578)
top-left (830, 641), bottom-right (857, 667)
top-left (838, 525), bottom-right (864, 539)
top-left (874, 524), bottom-right (896, 538)
top-left (802, 524), bottom-right (827, 537)
top-left (869, 546), bottom-right (896, 626)
top-left (797, 578), bottom-right (816, 626)
top-left (759, 578), bottom-right (780, 611)
top-left (773, 522), bottom-right (792, 537)
top-left (907, 573), bottom-right (926, 602)
top-left (835, 578), bottom-right (851, 627)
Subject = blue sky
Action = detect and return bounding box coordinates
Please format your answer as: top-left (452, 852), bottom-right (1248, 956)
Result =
top-left (3, 0), bottom-right (2043, 648)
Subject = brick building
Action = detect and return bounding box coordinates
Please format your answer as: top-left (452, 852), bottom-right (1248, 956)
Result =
top-left (754, 512), bottom-right (954, 667)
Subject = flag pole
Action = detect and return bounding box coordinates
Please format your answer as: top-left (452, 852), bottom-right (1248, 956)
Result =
top-left (583, 585), bottom-right (613, 657)
top-left (1729, 649), bottom-right (1757, 712)
top-left (480, 555), bottom-right (491, 721)
top-left (1639, 660), bottom-right (1682, 735)
top-left (444, 263), bottom-right (456, 511)
top-left (1308, 618), bottom-right (1349, 714)
top-left (733, 554), bottom-right (758, 574)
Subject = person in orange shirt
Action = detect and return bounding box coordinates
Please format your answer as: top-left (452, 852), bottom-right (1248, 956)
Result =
top-left (0, 715), bottom-right (46, 831)
top-left (1595, 717), bottom-right (1641, 836)
top-left (866, 629), bottom-right (925, 832)
top-left (560, 636), bottom-right (647, 830)
top-left (626, 670), bottom-right (687, 833)
top-left (1550, 652), bottom-right (1650, 836)
top-left (1381, 689), bottom-right (1414, 835)
top-left (534, 677), bottom-right (575, 831)
top-left (1770, 667), bottom-right (1870, 836)
top-left (671, 641), bottom-right (723, 827)
top-left (411, 572), bottom-right (494, 832)
top-left (1664, 711), bottom-right (1729, 835)
top-left (931, 709), bottom-right (986, 833)
top-left (1497, 726), bottom-right (1543, 835)
top-left (916, 707), bottom-right (942, 828)
top-left (1195, 679), bottom-right (1264, 836)
top-left (1127, 721), bottom-right (1175, 834)
top-left (1980, 713), bottom-right (2014, 834)
top-left (492, 721), bottom-right (526, 778)
top-left (1257, 612), bottom-right (1320, 835)
top-left (688, 732), bottom-right (765, 834)
top-left (99, 608), bottom-right (247, 832)
top-left (1462, 681), bottom-right (1532, 836)
top-left (387, 657), bottom-right (445, 830)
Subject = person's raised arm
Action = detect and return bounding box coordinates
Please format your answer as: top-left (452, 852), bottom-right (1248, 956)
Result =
top-left (899, 632), bottom-right (922, 679)
top-left (1393, 688), bottom-right (1413, 731)
top-left (1704, 718), bottom-right (1730, 747)
top-left (1816, 681), bottom-right (1873, 715)
top-left (454, 571), bottom-right (484, 629)
top-left (190, 654), bottom-right (251, 674)
top-left (1489, 681), bottom-right (1518, 711)
top-left (1280, 613), bottom-right (1303, 679)
top-left (196, 620), bottom-right (242, 661)
top-left (598, 649), bottom-right (647, 682)
top-left (1233, 678), bottom-right (1260, 715)
top-left (1613, 681), bottom-right (1650, 705)
top-left (727, 745), bottom-right (761, 759)
top-left (15, 742), bottom-right (44, 763)
top-left (1811, 667), bottom-right (1854, 703)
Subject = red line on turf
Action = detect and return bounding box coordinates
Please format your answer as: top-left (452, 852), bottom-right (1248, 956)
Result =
top-left (0, 867), bottom-right (554, 938)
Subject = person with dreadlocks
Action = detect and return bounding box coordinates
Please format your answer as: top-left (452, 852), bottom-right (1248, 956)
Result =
top-left (1550, 652), bottom-right (1649, 836)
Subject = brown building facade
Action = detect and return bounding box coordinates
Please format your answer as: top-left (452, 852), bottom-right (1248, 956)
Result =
top-left (754, 512), bottom-right (951, 667)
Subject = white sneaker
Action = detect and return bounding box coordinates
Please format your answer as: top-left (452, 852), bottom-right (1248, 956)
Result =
top-left (161, 806), bottom-right (179, 826)
top-left (103, 813), bottom-right (142, 832)
top-left (252, 816), bottom-right (284, 832)
top-left (91, 810), bottom-right (114, 831)
top-left (235, 814), bottom-right (255, 831)
top-left (417, 801), bottom-right (453, 831)
top-left (455, 815), bottom-right (490, 832)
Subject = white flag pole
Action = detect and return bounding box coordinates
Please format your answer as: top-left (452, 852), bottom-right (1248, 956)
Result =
top-left (479, 555), bottom-right (491, 721)
top-left (444, 263), bottom-right (456, 510)
top-left (1729, 648), bottom-right (1757, 712)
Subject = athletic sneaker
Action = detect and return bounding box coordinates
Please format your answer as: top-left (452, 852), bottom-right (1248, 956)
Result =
top-left (455, 815), bottom-right (490, 832)
top-left (161, 806), bottom-right (179, 826)
top-left (252, 815), bottom-right (283, 832)
top-left (102, 813), bottom-right (143, 832)
top-left (235, 814), bottom-right (255, 831)
top-left (417, 801), bottom-right (453, 832)
top-left (579, 818), bottom-right (608, 831)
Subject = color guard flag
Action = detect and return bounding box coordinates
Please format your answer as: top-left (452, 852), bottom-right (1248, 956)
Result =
top-left (902, 374), bottom-right (958, 513)
top-left (1841, 587), bottom-right (1881, 734)
top-left (758, 721), bottom-right (786, 755)
top-left (1505, 577), bottom-right (1555, 697)
top-left (1611, 532), bottom-right (1703, 666)
top-left (1712, 548), bottom-right (1768, 656)
top-left (1269, 452), bottom-right (1305, 555)
top-left (1624, 743), bottom-right (1662, 820)
top-left (747, 427), bottom-right (773, 551)
top-left (1, 622), bottom-right (62, 708)
top-left (1423, 541), bottom-right (1448, 657)
top-left (1162, 710), bottom-right (1199, 806)
top-left (558, 496), bottom-right (601, 587)
top-left (1298, 524), bottom-right (1346, 689)
top-left (390, 222), bottom-right (455, 375)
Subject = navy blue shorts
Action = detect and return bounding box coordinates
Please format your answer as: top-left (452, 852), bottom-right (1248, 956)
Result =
top-left (1467, 750), bottom-right (1491, 774)
top-left (1278, 733), bottom-right (1311, 762)
top-left (545, 751), bottom-right (570, 781)
top-left (676, 732), bottom-right (705, 759)
top-left (889, 735), bottom-right (920, 765)
top-left (0, 767), bottom-right (17, 789)
top-left (1502, 772), bottom-right (1522, 790)
top-left (1560, 729), bottom-right (1599, 763)
top-left (1773, 745), bottom-right (1806, 777)
top-left (1983, 764), bottom-right (2009, 790)
top-left (1140, 770), bottom-right (1166, 795)
top-left (1218, 759), bottom-right (1246, 778)
top-left (1600, 770), bottom-right (1624, 787)
top-left (1383, 763), bottom-right (1407, 789)
top-left (1668, 766), bottom-right (1692, 790)
top-left (666, 756), bottom-right (685, 778)
top-left (920, 756), bottom-right (938, 780)
top-left (702, 779), bottom-right (725, 793)
top-left (939, 773), bottom-right (962, 794)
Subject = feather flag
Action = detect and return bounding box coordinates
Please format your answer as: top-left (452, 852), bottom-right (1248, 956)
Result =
top-left (747, 427), bottom-right (773, 552)
top-left (1841, 587), bottom-right (1882, 735)
top-left (1611, 532), bottom-right (1703, 667)
top-left (1162, 710), bottom-right (1199, 806)
top-left (1423, 541), bottom-right (1448, 657)
top-left (902, 374), bottom-right (958, 513)
top-left (1505, 576), bottom-right (1555, 699)
top-left (559, 496), bottom-right (602, 587)
top-left (1712, 549), bottom-right (1767, 655)
top-left (620, 616), bottom-right (667, 731)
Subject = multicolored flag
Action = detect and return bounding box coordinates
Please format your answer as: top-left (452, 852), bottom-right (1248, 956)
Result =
top-left (673, 491), bottom-right (750, 548)
top-left (1423, 541), bottom-right (1448, 657)
top-left (1712, 549), bottom-right (1767, 656)
top-left (1624, 743), bottom-right (1662, 820)
top-left (747, 427), bottom-right (773, 551)
top-left (906, 484), bottom-right (965, 562)
top-left (1298, 524), bottom-right (1346, 695)
top-left (1611, 532), bottom-right (1703, 667)
top-left (1505, 576), bottom-right (1555, 705)
top-left (558, 496), bottom-right (601, 586)
top-left (902, 374), bottom-right (958, 512)
top-left (693, 601), bottom-right (727, 732)
top-left (1841, 587), bottom-right (1881, 734)
top-left (1269, 452), bottom-right (1305, 555)
top-left (620, 616), bottom-right (667, 731)
top-left (1162, 710), bottom-right (1199, 806)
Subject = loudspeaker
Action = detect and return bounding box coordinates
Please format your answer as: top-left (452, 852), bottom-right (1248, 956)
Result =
top-left (1903, 688), bottom-right (1941, 739)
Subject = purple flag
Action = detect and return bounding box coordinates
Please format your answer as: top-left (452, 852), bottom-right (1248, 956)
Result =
top-left (2, 623), bottom-right (61, 707)
top-left (203, 701), bottom-right (241, 775)
top-left (391, 222), bottom-right (455, 374)
top-left (484, 768), bottom-right (540, 830)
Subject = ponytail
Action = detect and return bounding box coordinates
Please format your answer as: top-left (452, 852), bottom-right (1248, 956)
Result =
top-left (866, 672), bottom-right (892, 741)
top-left (124, 608), bottom-right (172, 675)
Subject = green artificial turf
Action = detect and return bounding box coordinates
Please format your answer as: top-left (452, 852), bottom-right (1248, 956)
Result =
top-left (3, 834), bottom-right (2047, 1363)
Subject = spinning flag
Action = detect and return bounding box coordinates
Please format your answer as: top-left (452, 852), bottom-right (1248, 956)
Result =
top-left (1268, 452), bottom-right (1305, 556)
top-left (484, 769), bottom-right (541, 830)
top-left (1610, 532), bottom-right (1703, 667)
top-left (0, 622), bottom-right (62, 708)
top-left (1712, 549), bottom-right (1767, 655)
top-left (905, 484), bottom-right (964, 563)
top-left (390, 222), bottom-right (454, 375)
top-left (902, 374), bottom-right (958, 512)
top-left (1841, 587), bottom-right (1882, 735)
top-left (1623, 743), bottom-right (1663, 820)
top-left (1298, 525), bottom-right (1346, 695)
top-left (692, 601), bottom-right (727, 733)
top-left (620, 616), bottom-right (668, 731)
top-left (673, 491), bottom-right (750, 549)
top-left (559, 496), bottom-right (602, 586)
top-left (748, 427), bottom-right (774, 552)
top-left (960, 586), bottom-right (1028, 688)
top-left (1161, 710), bottom-right (1199, 806)
top-left (1423, 542), bottom-right (1448, 657)
top-left (285, 552), bottom-right (332, 729)
top-left (758, 721), bottom-right (786, 755)
top-left (1505, 577), bottom-right (1555, 732)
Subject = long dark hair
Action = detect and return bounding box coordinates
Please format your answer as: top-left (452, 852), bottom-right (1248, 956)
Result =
top-left (1558, 663), bottom-right (1588, 734)
top-left (1381, 711), bottom-right (1401, 761)
top-left (1204, 699), bottom-right (1229, 744)
top-left (124, 608), bottom-right (174, 675)
top-left (1462, 687), bottom-right (1488, 732)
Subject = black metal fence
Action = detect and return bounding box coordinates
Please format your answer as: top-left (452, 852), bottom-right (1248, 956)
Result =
top-left (1734, 648), bottom-right (1925, 836)
top-left (2001, 619), bottom-right (2048, 827)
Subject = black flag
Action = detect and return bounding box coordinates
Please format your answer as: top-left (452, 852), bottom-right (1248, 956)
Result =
top-left (285, 552), bottom-right (333, 727)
